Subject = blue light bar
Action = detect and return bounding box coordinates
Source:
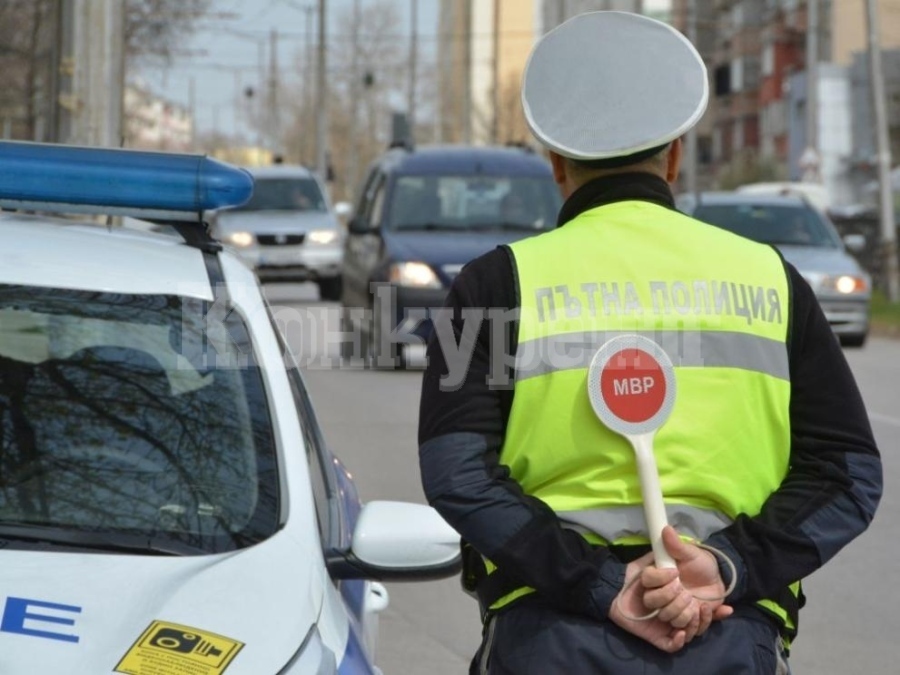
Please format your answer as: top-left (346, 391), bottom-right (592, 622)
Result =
top-left (0, 141), bottom-right (253, 221)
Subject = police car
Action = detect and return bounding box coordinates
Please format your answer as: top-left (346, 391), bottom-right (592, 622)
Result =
top-left (0, 141), bottom-right (461, 674)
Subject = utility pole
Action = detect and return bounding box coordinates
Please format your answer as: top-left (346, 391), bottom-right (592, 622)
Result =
top-left (71, 0), bottom-right (125, 147)
top-left (56, 0), bottom-right (76, 144)
top-left (408, 0), bottom-right (418, 143)
top-left (491, 0), bottom-right (500, 144)
top-left (45, 0), bottom-right (63, 142)
top-left (348, 0), bottom-right (362, 197)
top-left (462, 0), bottom-right (472, 144)
top-left (188, 76), bottom-right (196, 150)
top-left (866, 0), bottom-right (900, 301)
top-left (316, 0), bottom-right (328, 180)
top-left (269, 28), bottom-right (280, 152)
top-left (685, 0), bottom-right (699, 196)
top-left (801, 0), bottom-right (821, 183)
top-left (303, 5), bottom-right (315, 165)
top-left (232, 70), bottom-right (242, 139)
top-left (255, 37), bottom-right (265, 152)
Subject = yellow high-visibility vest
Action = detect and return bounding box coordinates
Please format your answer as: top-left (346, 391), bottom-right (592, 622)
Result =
top-left (497, 199), bottom-right (800, 638)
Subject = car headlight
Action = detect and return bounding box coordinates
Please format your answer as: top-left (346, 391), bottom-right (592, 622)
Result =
top-left (224, 231), bottom-right (253, 247)
top-left (388, 262), bottom-right (442, 288)
top-left (825, 275), bottom-right (869, 294)
top-left (308, 229), bottom-right (338, 245)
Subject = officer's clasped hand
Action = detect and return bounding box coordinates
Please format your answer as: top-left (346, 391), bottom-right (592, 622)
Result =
top-left (609, 526), bottom-right (735, 653)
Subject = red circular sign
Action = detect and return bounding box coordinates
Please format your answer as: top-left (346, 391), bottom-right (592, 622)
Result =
top-left (599, 348), bottom-right (666, 424)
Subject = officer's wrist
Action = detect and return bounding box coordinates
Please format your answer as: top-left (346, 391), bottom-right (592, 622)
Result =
top-left (590, 560), bottom-right (627, 620)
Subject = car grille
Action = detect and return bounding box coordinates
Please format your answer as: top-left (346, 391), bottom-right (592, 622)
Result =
top-left (257, 234), bottom-right (305, 246)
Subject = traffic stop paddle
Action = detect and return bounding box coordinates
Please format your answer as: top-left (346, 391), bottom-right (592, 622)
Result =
top-left (587, 334), bottom-right (677, 570)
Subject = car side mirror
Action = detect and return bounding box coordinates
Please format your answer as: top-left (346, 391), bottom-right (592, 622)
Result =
top-left (843, 233), bottom-right (866, 253)
top-left (327, 501), bottom-right (461, 581)
top-left (334, 201), bottom-right (352, 219)
top-left (347, 217), bottom-right (375, 235)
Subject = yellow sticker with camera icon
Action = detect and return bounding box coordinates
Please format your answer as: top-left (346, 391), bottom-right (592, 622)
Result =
top-left (115, 620), bottom-right (244, 675)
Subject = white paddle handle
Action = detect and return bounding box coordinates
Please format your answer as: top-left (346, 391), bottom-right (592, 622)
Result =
top-left (631, 433), bottom-right (675, 569)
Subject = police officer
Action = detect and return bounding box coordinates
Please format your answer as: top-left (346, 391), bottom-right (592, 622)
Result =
top-left (417, 11), bottom-right (882, 675)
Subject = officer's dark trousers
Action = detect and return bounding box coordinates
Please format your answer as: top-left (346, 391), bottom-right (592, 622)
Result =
top-left (470, 602), bottom-right (791, 675)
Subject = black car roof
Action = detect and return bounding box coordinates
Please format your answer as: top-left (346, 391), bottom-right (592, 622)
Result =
top-left (377, 144), bottom-right (553, 177)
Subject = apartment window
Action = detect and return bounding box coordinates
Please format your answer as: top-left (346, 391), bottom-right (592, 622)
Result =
top-left (762, 43), bottom-right (775, 77)
top-left (734, 118), bottom-right (745, 151)
top-left (698, 136), bottom-right (714, 165)
top-left (744, 57), bottom-right (761, 90)
top-left (715, 64), bottom-right (732, 96)
top-left (732, 58), bottom-right (744, 93)
top-left (732, 3), bottom-right (744, 33)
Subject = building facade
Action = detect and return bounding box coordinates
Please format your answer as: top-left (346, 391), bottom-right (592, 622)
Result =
top-left (673, 0), bottom-right (900, 206)
top-left (437, 1), bottom-right (668, 147)
top-left (541, 0), bottom-right (658, 33)
top-left (124, 83), bottom-right (193, 152)
top-left (437, 0), bottom-right (538, 146)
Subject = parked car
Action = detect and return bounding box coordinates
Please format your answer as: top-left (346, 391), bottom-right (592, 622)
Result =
top-left (677, 191), bottom-right (871, 347)
top-left (209, 164), bottom-right (348, 301)
top-left (340, 144), bottom-right (563, 367)
top-left (0, 141), bottom-right (460, 673)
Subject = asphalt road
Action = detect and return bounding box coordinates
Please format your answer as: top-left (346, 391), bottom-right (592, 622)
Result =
top-left (266, 283), bottom-right (898, 675)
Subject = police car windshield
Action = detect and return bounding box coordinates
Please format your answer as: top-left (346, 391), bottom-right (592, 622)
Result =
top-left (228, 177), bottom-right (327, 213)
top-left (0, 285), bottom-right (279, 555)
top-left (692, 204), bottom-right (842, 248)
top-left (386, 175), bottom-right (562, 231)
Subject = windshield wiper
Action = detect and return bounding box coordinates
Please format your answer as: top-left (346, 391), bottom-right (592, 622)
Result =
top-left (0, 523), bottom-right (206, 556)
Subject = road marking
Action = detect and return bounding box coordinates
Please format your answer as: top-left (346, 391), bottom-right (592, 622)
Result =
top-left (868, 411), bottom-right (900, 428)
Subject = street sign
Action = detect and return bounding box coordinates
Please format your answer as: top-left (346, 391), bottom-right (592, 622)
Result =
top-left (588, 335), bottom-right (677, 568)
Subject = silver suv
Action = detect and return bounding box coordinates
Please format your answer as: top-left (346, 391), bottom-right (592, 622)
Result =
top-left (210, 164), bottom-right (347, 300)
top-left (677, 191), bottom-right (871, 347)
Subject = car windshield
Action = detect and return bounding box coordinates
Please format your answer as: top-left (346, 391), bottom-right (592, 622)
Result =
top-left (230, 177), bottom-right (327, 213)
top-left (692, 203), bottom-right (842, 248)
top-left (0, 285), bottom-right (279, 554)
top-left (386, 175), bottom-right (562, 231)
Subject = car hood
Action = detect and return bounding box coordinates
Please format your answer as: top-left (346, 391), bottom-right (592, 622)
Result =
top-left (0, 531), bottom-right (324, 674)
top-left (383, 229), bottom-right (545, 266)
top-left (775, 245), bottom-right (866, 277)
top-left (215, 210), bottom-right (337, 234)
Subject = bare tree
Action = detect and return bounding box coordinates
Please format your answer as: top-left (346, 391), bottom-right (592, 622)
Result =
top-left (0, 0), bottom-right (54, 140)
top-left (124, 0), bottom-right (214, 66)
top-left (275, 0), bottom-right (437, 202)
top-left (0, 0), bottom-right (213, 141)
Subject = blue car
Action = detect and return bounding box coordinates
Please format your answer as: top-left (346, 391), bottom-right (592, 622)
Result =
top-left (340, 144), bottom-right (563, 367)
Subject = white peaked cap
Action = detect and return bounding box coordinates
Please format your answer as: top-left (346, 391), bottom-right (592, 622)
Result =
top-left (522, 11), bottom-right (709, 162)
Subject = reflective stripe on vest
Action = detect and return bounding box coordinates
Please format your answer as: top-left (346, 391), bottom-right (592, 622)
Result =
top-left (515, 329), bottom-right (789, 382)
top-left (557, 503), bottom-right (733, 544)
top-left (493, 200), bottom-right (799, 635)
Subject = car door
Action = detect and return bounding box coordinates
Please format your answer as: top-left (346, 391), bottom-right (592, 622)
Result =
top-left (342, 169), bottom-right (387, 311)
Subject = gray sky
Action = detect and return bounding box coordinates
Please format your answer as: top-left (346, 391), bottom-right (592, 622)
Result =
top-left (137, 0), bottom-right (439, 141)
top-left (137, 0), bottom-right (672, 141)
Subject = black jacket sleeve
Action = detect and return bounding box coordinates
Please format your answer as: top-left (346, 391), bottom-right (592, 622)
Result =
top-left (418, 247), bottom-right (628, 621)
top-left (419, 250), bottom-right (883, 617)
top-left (705, 263), bottom-right (882, 602)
